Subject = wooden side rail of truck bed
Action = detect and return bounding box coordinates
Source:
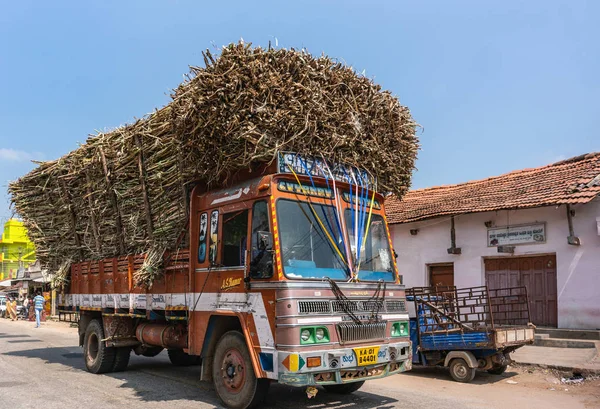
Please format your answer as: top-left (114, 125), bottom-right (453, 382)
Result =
top-left (59, 249), bottom-right (190, 314)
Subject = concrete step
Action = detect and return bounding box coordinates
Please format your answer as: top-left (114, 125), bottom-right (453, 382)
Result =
top-left (512, 345), bottom-right (600, 374)
top-left (535, 327), bottom-right (600, 340)
top-left (533, 336), bottom-right (598, 349)
top-left (534, 333), bottom-right (550, 340)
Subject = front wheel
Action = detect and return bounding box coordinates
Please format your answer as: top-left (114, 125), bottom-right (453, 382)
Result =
top-left (487, 364), bottom-right (508, 375)
top-left (212, 331), bottom-right (270, 409)
top-left (449, 358), bottom-right (476, 383)
top-left (323, 381), bottom-right (365, 394)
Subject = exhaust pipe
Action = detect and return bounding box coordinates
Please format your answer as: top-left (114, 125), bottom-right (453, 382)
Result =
top-left (135, 323), bottom-right (188, 349)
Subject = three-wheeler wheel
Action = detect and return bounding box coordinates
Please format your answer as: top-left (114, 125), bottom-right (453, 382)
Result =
top-left (212, 330), bottom-right (270, 409)
top-left (323, 381), bottom-right (365, 394)
top-left (449, 358), bottom-right (476, 383)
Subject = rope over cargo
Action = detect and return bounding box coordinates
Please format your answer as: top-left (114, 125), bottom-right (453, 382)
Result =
top-left (9, 41), bottom-right (419, 287)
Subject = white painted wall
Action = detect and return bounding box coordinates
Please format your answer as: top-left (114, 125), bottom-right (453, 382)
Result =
top-left (390, 198), bottom-right (600, 330)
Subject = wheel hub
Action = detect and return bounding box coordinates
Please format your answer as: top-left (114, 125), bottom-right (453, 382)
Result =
top-left (221, 348), bottom-right (245, 393)
top-left (455, 365), bottom-right (467, 378)
top-left (87, 333), bottom-right (99, 364)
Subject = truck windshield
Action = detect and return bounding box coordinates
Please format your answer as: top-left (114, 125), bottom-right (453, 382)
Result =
top-left (344, 211), bottom-right (395, 282)
top-left (277, 199), bottom-right (348, 280)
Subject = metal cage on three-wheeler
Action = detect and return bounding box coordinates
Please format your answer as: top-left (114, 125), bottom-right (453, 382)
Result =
top-left (406, 285), bottom-right (535, 382)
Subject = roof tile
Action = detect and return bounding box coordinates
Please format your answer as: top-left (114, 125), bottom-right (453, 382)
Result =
top-left (385, 152), bottom-right (600, 224)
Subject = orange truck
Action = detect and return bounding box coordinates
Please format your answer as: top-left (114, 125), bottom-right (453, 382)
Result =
top-left (59, 153), bottom-right (412, 409)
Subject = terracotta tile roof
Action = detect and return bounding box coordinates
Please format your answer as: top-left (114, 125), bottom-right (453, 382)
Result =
top-left (385, 152), bottom-right (600, 224)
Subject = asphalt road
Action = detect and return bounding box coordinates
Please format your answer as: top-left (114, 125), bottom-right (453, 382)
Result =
top-left (1, 319), bottom-right (598, 409)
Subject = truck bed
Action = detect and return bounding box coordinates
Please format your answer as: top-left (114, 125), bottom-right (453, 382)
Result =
top-left (58, 250), bottom-right (190, 315)
top-left (410, 320), bottom-right (535, 351)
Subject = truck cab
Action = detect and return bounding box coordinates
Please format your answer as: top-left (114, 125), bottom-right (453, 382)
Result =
top-left (185, 154), bottom-right (411, 404)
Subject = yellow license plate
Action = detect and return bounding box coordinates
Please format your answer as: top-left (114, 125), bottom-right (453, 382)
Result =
top-left (353, 346), bottom-right (380, 366)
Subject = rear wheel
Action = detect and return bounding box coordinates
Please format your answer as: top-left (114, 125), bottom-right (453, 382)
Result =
top-left (323, 381), bottom-right (365, 394)
top-left (112, 347), bottom-right (131, 372)
top-left (168, 349), bottom-right (201, 366)
top-left (83, 319), bottom-right (115, 374)
top-left (212, 331), bottom-right (270, 409)
top-left (449, 358), bottom-right (476, 383)
top-left (136, 346), bottom-right (164, 357)
top-left (487, 364), bottom-right (508, 375)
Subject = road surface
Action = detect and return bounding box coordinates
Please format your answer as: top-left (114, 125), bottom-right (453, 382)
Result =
top-left (1, 319), bottom-right (598, 409)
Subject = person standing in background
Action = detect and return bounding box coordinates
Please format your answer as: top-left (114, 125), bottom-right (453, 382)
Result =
top-left (6, 297), bottom-right (16, 321)
top-left (23, 296), bottom-right (29, 318)
top-left (33, 291), bottom-right (45, 328)
top-left (28, 296), bottom-right (34, 321)
top-left (4, 297), bottom-right (11, 319)
top-left (10, 297), bottom-right (18, 321)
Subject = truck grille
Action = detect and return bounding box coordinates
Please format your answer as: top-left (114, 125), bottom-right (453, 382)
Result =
top-left (298, 299), bottom-right (406, 315)
top-left (385, 300), bottom-right (406, 312)
top-left (298, 300), bottom-right (331, 314)
top-left (336, 322), bottom-right (387, 344)
top-left (331, 300), bottom-right (384, 313)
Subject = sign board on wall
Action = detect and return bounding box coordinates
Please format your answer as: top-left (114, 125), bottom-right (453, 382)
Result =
top-left (487, 223), bottom-right (546, 247)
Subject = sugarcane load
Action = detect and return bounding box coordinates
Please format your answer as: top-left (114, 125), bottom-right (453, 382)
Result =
top-left (9, 42), bottom-right (419, 409)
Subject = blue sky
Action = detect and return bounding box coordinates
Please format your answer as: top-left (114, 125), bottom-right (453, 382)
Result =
top-left (0, 1), bottom-right (598, 223)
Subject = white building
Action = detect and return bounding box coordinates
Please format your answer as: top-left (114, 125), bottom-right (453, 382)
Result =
top-left (386, 153), bottom-right (600, 330)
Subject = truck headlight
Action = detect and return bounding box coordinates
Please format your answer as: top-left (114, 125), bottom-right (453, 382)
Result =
top-left (392, 321), bottom-right (409, 337)
top-left (300, 326), bottom-right (329, 344)
top-left (301, 328), bottom-right (313, 343)
top-left (315, 327), bottom-right (326, 341)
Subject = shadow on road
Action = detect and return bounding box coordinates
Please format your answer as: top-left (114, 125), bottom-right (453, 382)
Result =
top-left (0, 334), bottom-right (31, 338)
top-left (4, 346), bottom-right (398, 409)
top-left (403, 365), bottom-right (518, 385)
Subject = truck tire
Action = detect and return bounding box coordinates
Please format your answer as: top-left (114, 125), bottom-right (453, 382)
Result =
top-left (449, 358), bottom-right (476, 383)
top-left (112, 347), bottom-right (131, 372)
top-left (84, 319), bottom-right (115, 374)
top-left (487, 364), bottom-right (508, 375)
top-left (140, 346), bottom-right (164, 357)
top-left (323, 381), bottom-right (365, 394)
top-left (212, 331), bottom-right (270, 409)
top-left (168, 349), bottom-right (201, 366)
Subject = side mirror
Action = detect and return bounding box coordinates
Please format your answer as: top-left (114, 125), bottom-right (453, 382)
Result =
top-left (257, 231), bottom-right (273, 251)
top-left (251, 231), bottom-right (274, 279)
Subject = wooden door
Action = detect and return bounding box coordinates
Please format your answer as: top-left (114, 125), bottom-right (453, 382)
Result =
top-left (485, 258), bottom-right (520, 289)
top-left (485, 255), bottom-right (557, 327)
top-left (429, 264), bottom-right (454, 288)
top-left (519, 256), bottom-right (557, 328)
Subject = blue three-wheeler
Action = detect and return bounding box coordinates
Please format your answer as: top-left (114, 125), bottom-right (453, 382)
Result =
top-left (407, 286), bottom-right (535, 382)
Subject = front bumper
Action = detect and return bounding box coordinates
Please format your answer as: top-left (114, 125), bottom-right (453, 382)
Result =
top-left (277, 341), bottom-right (412, 387)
